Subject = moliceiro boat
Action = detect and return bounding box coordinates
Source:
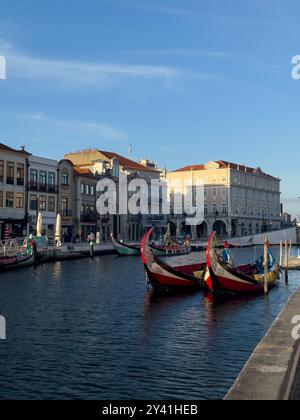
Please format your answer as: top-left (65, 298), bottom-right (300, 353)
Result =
top-left (111, 233), bottom-right (191, 257)
top-left (0, 238), bottom-right (35, 271)
top-left (150, 239), bottom-right (191, 256)
top-left (141, 228), bottom-right (205, 292)
top-left (111, 234), bottom-right (141, 256)
top-left (205, 232), bottom-right (280, 294)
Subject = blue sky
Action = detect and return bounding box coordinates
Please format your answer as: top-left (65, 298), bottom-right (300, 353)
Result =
top-left (0, 0), bottom-right (300, 215)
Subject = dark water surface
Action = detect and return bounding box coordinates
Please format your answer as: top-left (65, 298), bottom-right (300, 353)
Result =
top-left (0, 249), bottom-right (299, 400)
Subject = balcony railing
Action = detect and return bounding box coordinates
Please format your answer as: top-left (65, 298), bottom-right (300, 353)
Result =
top-left (29, 182), bottom-right (58, 193)
top-left (6, 177), bottom-right (14, 185)
top-left (62, 210), bottom-right (73, 218)
top-left (80, 212), bottom-right (97, 223)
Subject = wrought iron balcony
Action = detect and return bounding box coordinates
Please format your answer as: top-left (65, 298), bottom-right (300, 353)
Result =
top-left (80, 212), bottom-right (98, 223)
top-left (29, 182), bottom-right (58, 193)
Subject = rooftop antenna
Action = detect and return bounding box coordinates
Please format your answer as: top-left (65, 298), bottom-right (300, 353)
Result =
top-left (129, 144), bottom-right (133, 160)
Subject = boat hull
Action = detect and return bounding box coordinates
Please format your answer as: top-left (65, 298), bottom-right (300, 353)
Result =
top-left (111, 235), bottom-right (140, 256)
top-left (0, 254), bottom-right (35, 271)
top-left (141, 229), bottom-right (205, 292)
top-left (205, 232), bottom-right (279, 295)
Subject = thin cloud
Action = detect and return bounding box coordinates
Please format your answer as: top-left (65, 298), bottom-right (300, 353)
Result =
top-left (123, 48), bottom-right (230, 59)
top-left (0, 38), bottom-right (223, 92)
top-left (0, 38), bottom-right (182, 89)
top-left (26, 112), bottom-right (126, 141)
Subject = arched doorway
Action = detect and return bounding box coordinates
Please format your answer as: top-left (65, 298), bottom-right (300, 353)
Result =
top-left (249, 223), bottom-right (253, 236)
top-left (256, 223), bottom-right (260, 234)
top-left (169, 221), bottom-right (177, 237)
top-left (196, 222), bottom-right (208, 238)
top-left (213, 220), bottom-right (227, 237)
top-left (181, 221), bottom-right (191, 237)
top-left (240, 223), bottom-right (246, 236)
top-left (231, 220), bottom-right (238, 237)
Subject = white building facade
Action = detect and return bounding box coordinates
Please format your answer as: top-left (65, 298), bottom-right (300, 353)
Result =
top-left (0, 143), bottom-right (29, 239)
top-left (28, 155), bottom-right (58, 237)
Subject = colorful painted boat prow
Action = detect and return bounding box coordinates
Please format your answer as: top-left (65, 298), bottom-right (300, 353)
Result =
top-left (141, 228), bottom-right (205, 292)
top-left (0, 238), bottom-right (35, 271)
top-left (205, 231), bottom-right (280, 295)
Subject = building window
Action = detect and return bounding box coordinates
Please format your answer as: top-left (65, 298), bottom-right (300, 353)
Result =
top-left (90, 185), bottom-right (95, 196)
top-left (48, 196), bottom-right (55, 212)
top-left (0, 191), bottom-right (3, 207)
top-left (30, 194), bottom-right (38, 211)
top-left (213, 204), bottom-right (218, 214)
top-left (16, 192), bottom-right (24, 209)
top-left (204, 205), bottom-right (208, 215)
top-left (39, 195), bottom-right (47, 212)
top-left (6, 192), bottom-right (14, 208)
top-left (17, 163), bottom-right (25, 186)
top-left (30, 169), bottom-right (38, 189)
top-left (213, 188), bottom-right (217, 197)
top-left (39, 171), bottom-right (47, 191)
top-left (85, 184), bottom-right (90, 195)
top-left (222, 188), bottom-right (226, 196)
top-left (62, 172), bottom-right (69, 186)
top-left (61, 198), bottom-right (69, 216)
top-left (81, 183), bottom-right (85, 195)
top-left (6, 162), bottom-right (14, 185)
top-left (222, 204), bottom-right (227, 214)
top-left (48, 172), bottom-right (56, 193)
top-left (0, 160), bottom-right (4, 182)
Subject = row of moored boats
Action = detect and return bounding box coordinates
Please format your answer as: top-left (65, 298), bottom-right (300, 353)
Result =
top-left (0, 230), bottom-right (281, 296)
top-left (112, 229), bottom-right (281, 295)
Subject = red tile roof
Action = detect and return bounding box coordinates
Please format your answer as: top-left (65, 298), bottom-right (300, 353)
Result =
top-left (100, 150), bottom-right (159, 173)
top-left (73, 166), bottom-right (96, 180)
top-left (0, 142), bottom-right (31, 155)
top-left (172, 164), bottom-right (205, 172)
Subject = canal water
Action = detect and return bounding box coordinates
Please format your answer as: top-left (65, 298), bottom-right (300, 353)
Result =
top-left (0, 249), bottom-right (299, 400)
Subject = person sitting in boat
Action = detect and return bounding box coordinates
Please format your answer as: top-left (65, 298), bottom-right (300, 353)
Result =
top-left (255, 250), bottom-right (275, 274)
top-left (220, 241), bottom-right (232, 265)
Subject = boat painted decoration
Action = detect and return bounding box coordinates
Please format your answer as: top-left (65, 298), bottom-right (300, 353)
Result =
top-left (141, 228), bottom-right (205, 292)
top-left (0, 238), bottom-right (34, 271)
top-left (205, 231), bottom-right (280, 294)
top-left (111, 233), bottom-right (191, 257)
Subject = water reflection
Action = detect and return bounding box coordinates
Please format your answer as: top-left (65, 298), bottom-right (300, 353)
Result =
top-left (0, 253), bottom-right (299, 400)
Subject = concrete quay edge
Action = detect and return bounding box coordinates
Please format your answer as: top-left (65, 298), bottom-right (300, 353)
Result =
top-left (225, 285), bottom-right (300, 400)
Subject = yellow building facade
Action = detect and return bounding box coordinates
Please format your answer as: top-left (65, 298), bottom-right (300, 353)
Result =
top-left (167, 161), bottom-right (281, 239)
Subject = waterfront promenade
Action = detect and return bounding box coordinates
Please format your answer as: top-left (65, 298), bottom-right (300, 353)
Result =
top-left (291, 361), bottom-right (300, 399)
top-left (225, 284), bottom-right (300, 400)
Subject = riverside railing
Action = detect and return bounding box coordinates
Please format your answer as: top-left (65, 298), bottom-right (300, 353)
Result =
top-left (0, 238), bottom-right (29, 257)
